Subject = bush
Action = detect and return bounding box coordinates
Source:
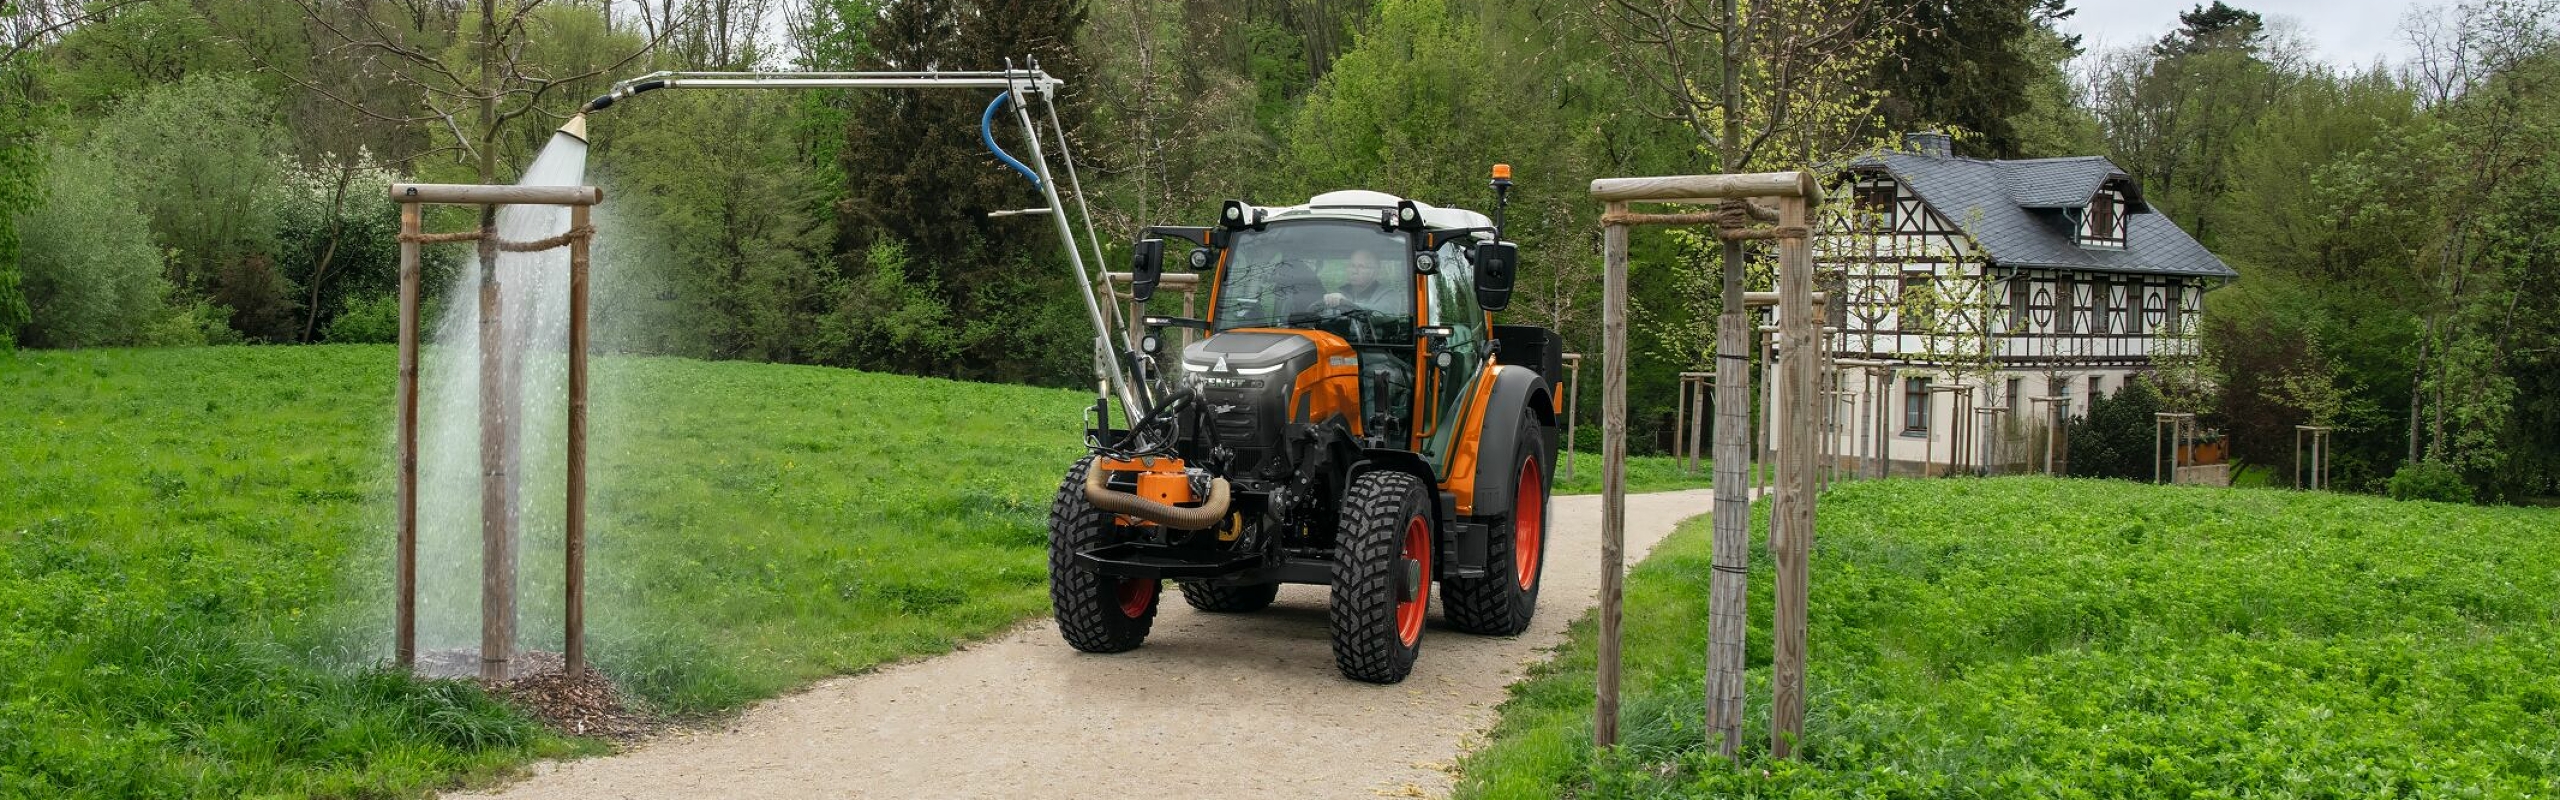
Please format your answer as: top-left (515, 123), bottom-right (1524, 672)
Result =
top-left (87, 74), bottom-right (285, 301)
top-left (2387, 460), bottom-right (2475, 503)
top-left (2065, 375), bottom-right (2166, 480)
top-left (322, 293), bottom-right (400, 343)
top-left (138, 299), bottom-right (244, 347)
top-left (13, 142), bottom-right (169, 347)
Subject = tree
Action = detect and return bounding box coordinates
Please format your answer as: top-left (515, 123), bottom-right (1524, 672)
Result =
top-left (274, 151), bottom-right (404, 342)
top-left (1598, 0), bottom-right (1904, 760)
top-left (596, 87), bottom-right (832, 362)
top-left (1872, 0), bottom-right (2070, 158)
top-left (13, 141), bottom-right (167, 347)
top-left (86, 74), bottom-right (287, 318)
top-left (834, 0), bottom-right (1093, 385)
top-left (0, 66), bottom-right (33, 351)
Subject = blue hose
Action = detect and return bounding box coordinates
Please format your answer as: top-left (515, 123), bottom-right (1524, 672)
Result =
top-left (981, 92), bottom-right (1042, 187)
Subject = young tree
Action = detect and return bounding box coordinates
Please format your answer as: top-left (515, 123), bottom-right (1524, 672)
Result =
top-left (1597, 0), bottom-right (1902, 760)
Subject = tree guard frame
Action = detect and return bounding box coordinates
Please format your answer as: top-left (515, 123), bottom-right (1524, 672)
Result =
top-left (1589, 171), bottom-right (1824, 758)
top-left (391, 181), bottom-right (603, 681)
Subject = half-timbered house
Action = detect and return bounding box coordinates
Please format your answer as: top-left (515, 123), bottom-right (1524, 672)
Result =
top-left (1803, 131), bottom-right (2236, 475)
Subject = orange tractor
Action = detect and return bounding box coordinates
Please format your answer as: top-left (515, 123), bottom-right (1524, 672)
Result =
top-left (1053, 169), bottom-right (1562, 683)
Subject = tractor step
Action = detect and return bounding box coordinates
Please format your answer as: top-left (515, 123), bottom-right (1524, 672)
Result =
top-left (1078, 542), bottom-right (1264, 580)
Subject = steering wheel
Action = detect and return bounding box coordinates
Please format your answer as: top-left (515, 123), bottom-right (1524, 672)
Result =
top-left (1298, 304), bottom-right (1378, 343)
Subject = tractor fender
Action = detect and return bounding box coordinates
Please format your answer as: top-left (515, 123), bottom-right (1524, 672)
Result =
top-left (1346, 448), bottom-right (1438, 498)
top-left (1468, 366), bottom-right (1556, 520)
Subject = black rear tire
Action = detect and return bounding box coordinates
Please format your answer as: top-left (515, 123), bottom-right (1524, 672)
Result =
top-left (1446, 414), bottom-right (1551, 636)
top-left (1330, 470), bottom-right (1434, 684)
top-left (1049, 458), bottom-right (1159, 653)
top-left (1179, 581), bottom-right (1281, 613)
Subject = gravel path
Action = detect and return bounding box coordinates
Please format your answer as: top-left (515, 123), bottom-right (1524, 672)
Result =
top-left (451, 488), bottom-right (1716, 800)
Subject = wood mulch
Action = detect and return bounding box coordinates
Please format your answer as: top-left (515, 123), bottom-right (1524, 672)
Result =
top-left (418, 648), bottom-right (658, 741)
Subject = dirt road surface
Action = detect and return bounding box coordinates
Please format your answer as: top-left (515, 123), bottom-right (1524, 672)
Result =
top-left (451, 488), bottom-right (1715, 800)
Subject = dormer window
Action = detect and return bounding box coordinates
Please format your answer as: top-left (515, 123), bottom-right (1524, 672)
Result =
top-left (2079, 188), bottom-right (2127, 249)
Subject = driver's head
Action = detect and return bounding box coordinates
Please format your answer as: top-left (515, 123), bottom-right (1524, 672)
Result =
top-left (1347, 249), bottom-right (1381, 289)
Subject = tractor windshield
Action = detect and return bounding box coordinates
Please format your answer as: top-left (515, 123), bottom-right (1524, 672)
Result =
top-left (1211, 221), bottom-right (1415, 346)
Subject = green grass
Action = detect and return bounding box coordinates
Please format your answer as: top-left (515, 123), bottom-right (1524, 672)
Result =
top-left (0, 345), bottom-right (1092, 797)
top-left (1550, 450), bottom-right (1725, 497)
top-left (1456, 477), bottom-right (2560, 798)
top-left (0, 344), bottom-right (1699, 797)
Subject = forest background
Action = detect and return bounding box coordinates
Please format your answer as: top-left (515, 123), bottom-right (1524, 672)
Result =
top-left (1, 0), bottom-right (2554, 501)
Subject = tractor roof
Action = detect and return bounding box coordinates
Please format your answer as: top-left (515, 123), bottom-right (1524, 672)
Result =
top-left (1261, 190), bottom-right (1496, 237)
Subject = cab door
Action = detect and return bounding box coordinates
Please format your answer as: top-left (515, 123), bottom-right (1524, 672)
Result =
top-left (1419, 242), bottom-right (1488, 464)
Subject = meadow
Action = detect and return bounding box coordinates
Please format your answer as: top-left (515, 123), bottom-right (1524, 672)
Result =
top-left (1455, 477), bottom-right (2560, 798)
top-left (0, 344), bottom-right (1702, 797)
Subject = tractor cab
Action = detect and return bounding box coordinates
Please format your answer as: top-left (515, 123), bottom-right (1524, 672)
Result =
top-left (1133, 191), bottom-right (1515, 468)
top-left (1063, 174), bottom-right (1560, 685)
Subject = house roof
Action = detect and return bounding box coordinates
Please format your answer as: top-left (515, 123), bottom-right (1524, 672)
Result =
top-left (1854, 152), bottom-right (2236, 279)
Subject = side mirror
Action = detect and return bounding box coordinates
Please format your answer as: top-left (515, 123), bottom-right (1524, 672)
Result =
top-left (1130, 238), bottom-right (1165, 302)
top-left (1473, 241), bottom-right (1519, 311)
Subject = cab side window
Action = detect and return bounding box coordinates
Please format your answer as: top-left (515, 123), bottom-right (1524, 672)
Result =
top-left (1421, 242), bottom-right (1486, 459)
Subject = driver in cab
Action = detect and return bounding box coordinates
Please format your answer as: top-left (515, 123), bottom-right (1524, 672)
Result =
top-left (1323, 249), bottom-right (1404, 317)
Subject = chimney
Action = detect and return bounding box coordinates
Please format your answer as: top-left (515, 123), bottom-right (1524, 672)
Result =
top-left (1904, 131), bottom-right (1953, 158)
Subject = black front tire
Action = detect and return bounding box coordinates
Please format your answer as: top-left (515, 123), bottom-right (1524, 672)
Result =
top-left (1445, 414), bottom-right (1552, 636)
top-left (1330, 470), bottom-right (1434, 684)
top-left (1180, 581), bottom-right (1281, 613)
top-left (1049, 458), bottom-right (1159, 653)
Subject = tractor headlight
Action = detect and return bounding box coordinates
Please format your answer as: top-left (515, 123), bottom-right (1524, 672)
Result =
top-left (1140, 334), bottom-right (1163, 355)
top-left (1413, 252), bottom-right (1439, 275)
top-left (1188, 248), bottom-right (1212, 271)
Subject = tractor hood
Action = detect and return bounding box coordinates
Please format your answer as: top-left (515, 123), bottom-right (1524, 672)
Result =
top-left (1181, 331), bottom-right (1316, 376)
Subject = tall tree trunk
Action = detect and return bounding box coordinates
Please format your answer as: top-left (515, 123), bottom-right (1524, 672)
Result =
top-left (1703, 0), bottom-right (1751, 761)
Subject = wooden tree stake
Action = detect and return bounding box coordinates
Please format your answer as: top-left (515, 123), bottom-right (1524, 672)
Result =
top-left (1596, 205), bottom-right (1631, 748)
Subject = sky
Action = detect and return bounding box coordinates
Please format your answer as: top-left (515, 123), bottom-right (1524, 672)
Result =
top-left (2058, 0), bottom-right (2425, 69)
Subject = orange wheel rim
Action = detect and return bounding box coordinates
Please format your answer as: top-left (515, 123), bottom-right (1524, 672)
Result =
top-left (1515, 458), bottom-right (1543, 590)
top-left (1117, 579), bottom-right (1157, 618)
top-left (1397, 515), bottom-right (1430, 645)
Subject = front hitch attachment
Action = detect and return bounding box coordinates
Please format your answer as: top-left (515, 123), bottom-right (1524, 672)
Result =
top-left (1084, 464), bottom-right (1233, 530)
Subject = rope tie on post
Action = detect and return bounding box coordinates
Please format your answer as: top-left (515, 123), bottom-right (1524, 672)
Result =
top-left (497, 225), bottom-right (599, 253)
top-left (1594, 198), bottom-right (1808, 240)
top-left (398, 226), bottom-right (598, 252)
top-left (396, 230), bottom-right (486, 244)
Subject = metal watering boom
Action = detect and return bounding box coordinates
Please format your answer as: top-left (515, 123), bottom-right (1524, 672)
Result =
top-left (580, 60), bottom-right (1145, 429)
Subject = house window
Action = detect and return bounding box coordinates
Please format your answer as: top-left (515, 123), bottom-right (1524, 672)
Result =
top-left (1856, 184), bottom-right (1896, 227)
top-left (2055, 274), bottom-right (2076, 333)
top-left (2090, 375), bottom-right (2105, 400)
top-left (2089, 195), bottom-right (2118, 241)
top-left (2052, 376), bottom-right (2072, 417)
top-left (2165, 283), bottom-right (2187, 333)
top-left (2006, 377), bottom-right (2023, 408)
top-left (2008, 278), bottom-right (2028, 331)
top-left (1904, 377), bottom-right (1932, 433)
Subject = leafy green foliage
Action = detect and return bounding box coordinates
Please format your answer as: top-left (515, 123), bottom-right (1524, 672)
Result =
top-left (2066, 377), bottom-right (2166, 481)
top-left (322, 293), bottom-right (400, 344)
top-left (1871, 0), bottom-right (2074, 158)
top-left (11, 142), bottom-right (166, 348)
top-left (2387, 461), bottom-right (2476, 504)
top-left (591, 88), bottom-right (834, 363)
top-left (1456, 478), bottom-right (2560, 798)
top-left (273, 153), bottom-right (406, 343)
top-left (84, 74), bottom-right (287, 304)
